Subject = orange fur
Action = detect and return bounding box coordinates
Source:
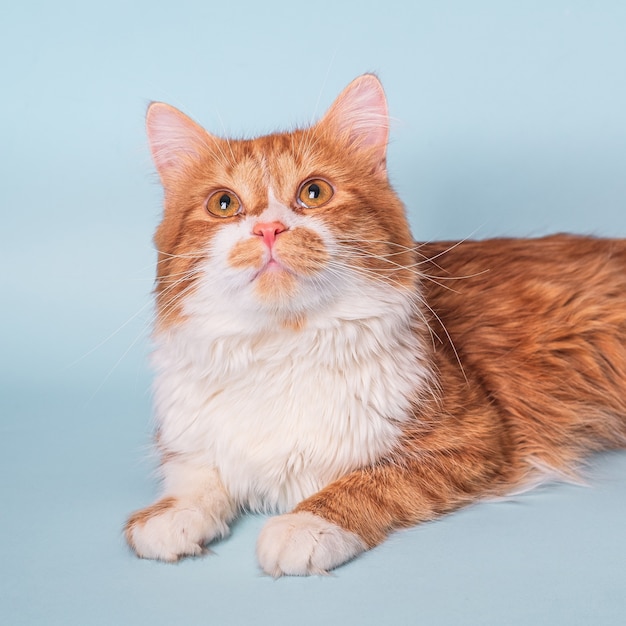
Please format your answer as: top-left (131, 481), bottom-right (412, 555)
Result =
top-left (227, 237), bottom-right (265, 270)
top-left (129, 74), bottom-right (626, 570)
top-left (274, 227), bottom-right (329, 275)
top-left (151, 111), bottom-right (414, 328)
top-left (295, 235), bottom-right (626, 546)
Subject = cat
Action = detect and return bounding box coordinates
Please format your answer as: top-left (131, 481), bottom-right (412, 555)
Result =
top-left (125, 74), bottom-right (626, 576)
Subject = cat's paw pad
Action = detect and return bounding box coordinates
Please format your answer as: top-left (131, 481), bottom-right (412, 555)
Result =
top-left (256, 511), bottom-right (366, 576)
top-left (125, 497), bottom-right (227, 562)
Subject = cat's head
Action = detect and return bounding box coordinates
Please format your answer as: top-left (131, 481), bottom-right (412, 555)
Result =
top-left (148, 74), bottom-right (417, 332)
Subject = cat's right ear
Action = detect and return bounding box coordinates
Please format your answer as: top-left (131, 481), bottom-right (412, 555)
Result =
top-left (146, 103), bottom-right (210, 187)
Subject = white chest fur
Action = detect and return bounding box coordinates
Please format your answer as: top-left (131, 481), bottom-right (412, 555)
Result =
top-left (152, 286), bottom-right (429, 512)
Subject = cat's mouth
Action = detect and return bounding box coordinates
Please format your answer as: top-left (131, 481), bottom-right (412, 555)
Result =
top-left (265, 258), bottom-right (283, 271)
top-left (252, 255), bottom-right (299, 302)
top-left (252, 255), bottom-right (294, 280)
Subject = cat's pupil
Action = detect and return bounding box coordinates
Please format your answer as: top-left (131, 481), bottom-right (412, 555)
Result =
top-left (219, 194), bottom-right (231, 211)
top-left (308, 184), bottom-right (320, 200)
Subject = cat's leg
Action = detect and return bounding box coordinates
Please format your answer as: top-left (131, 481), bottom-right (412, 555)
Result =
top-left (257, 457), bottom-right (496, 576)
top-left (125, 459), bottom-right (236, 561)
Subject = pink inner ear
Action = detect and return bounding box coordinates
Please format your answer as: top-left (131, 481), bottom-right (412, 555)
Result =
top-left (321, 74), bottom-right (389, 154)
top-left (146, 103), bottom-right (208, 181)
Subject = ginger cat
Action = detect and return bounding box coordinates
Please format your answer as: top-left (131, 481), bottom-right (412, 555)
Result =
top-left (125, 74), bottom-right (626, 575)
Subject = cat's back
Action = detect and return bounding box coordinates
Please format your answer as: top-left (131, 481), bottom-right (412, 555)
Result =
top-left (418, 234), bottom-right (626, 328)
top-left (416, 234), bottom-right (626, 457)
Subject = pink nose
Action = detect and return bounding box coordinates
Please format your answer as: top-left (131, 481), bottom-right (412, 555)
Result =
top-left (252, 221), bottom-right (287, 248)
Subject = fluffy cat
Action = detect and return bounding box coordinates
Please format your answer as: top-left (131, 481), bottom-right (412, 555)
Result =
top-left (125, 74), bottom-right (626, 575)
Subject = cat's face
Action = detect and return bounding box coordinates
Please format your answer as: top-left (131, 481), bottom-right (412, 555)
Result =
top-left (148, 75), bottom-right (416, 331)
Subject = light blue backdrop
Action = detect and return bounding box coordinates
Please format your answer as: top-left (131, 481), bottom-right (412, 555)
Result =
top-left (2, 2), bottom-right (625, 625)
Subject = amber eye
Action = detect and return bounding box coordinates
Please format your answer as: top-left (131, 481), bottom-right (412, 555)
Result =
top-left (206, 190), bottom-right (242, 218)
top-left (297, 178), bottom-right (334, 208)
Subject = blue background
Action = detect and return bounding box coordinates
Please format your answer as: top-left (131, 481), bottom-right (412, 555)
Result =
top-left (2, 1), bottom-right (625, 624)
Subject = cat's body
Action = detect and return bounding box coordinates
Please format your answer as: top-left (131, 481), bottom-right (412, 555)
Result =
top-left (126, 75), bottom-right (626, 575)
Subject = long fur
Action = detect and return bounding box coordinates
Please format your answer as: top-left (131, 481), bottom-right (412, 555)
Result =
top-left (125, 75), bottom-right (626, 575)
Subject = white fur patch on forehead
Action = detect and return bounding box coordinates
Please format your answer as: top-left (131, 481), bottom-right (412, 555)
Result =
top-left (248, 186), bottom-right (297, 227)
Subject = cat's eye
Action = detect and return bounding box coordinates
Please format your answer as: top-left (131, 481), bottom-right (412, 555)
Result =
top-left (297, 178), bottom-right (334, 209)
top-left (206, 190), bottom-right (242, 218)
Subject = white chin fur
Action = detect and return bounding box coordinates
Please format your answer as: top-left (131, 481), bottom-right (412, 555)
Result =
top-left (256, 512), bottom-right (366, 576)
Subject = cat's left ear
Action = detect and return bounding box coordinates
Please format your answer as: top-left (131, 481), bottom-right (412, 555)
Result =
top-left (318, 74), bottom-right (389, 175)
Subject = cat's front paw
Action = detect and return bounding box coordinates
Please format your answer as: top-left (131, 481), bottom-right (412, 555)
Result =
top-left (125, 497), bottom-right (229, 562)
top-left (256, 512), bottom-right (366, 576)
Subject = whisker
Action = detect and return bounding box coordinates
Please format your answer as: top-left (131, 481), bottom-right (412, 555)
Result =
top-left (321, 258), bottom-right (466, 382)
top-left (156, 275), bottom-right (202, 320)
top-left (321, 261), bottom-right (444, 349)
top-left (85, 321), bottom-right (151, 407)
top-left (336, 238), bottom-right (420, 251)
top-left (66, 299), bottom-right (153, 370)
top-left (334, 252), bottom-right (486, 294)
top-left (213, 108), bottom-right (237, 165)
top-left (154, 248), bottom-right (207, 261)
